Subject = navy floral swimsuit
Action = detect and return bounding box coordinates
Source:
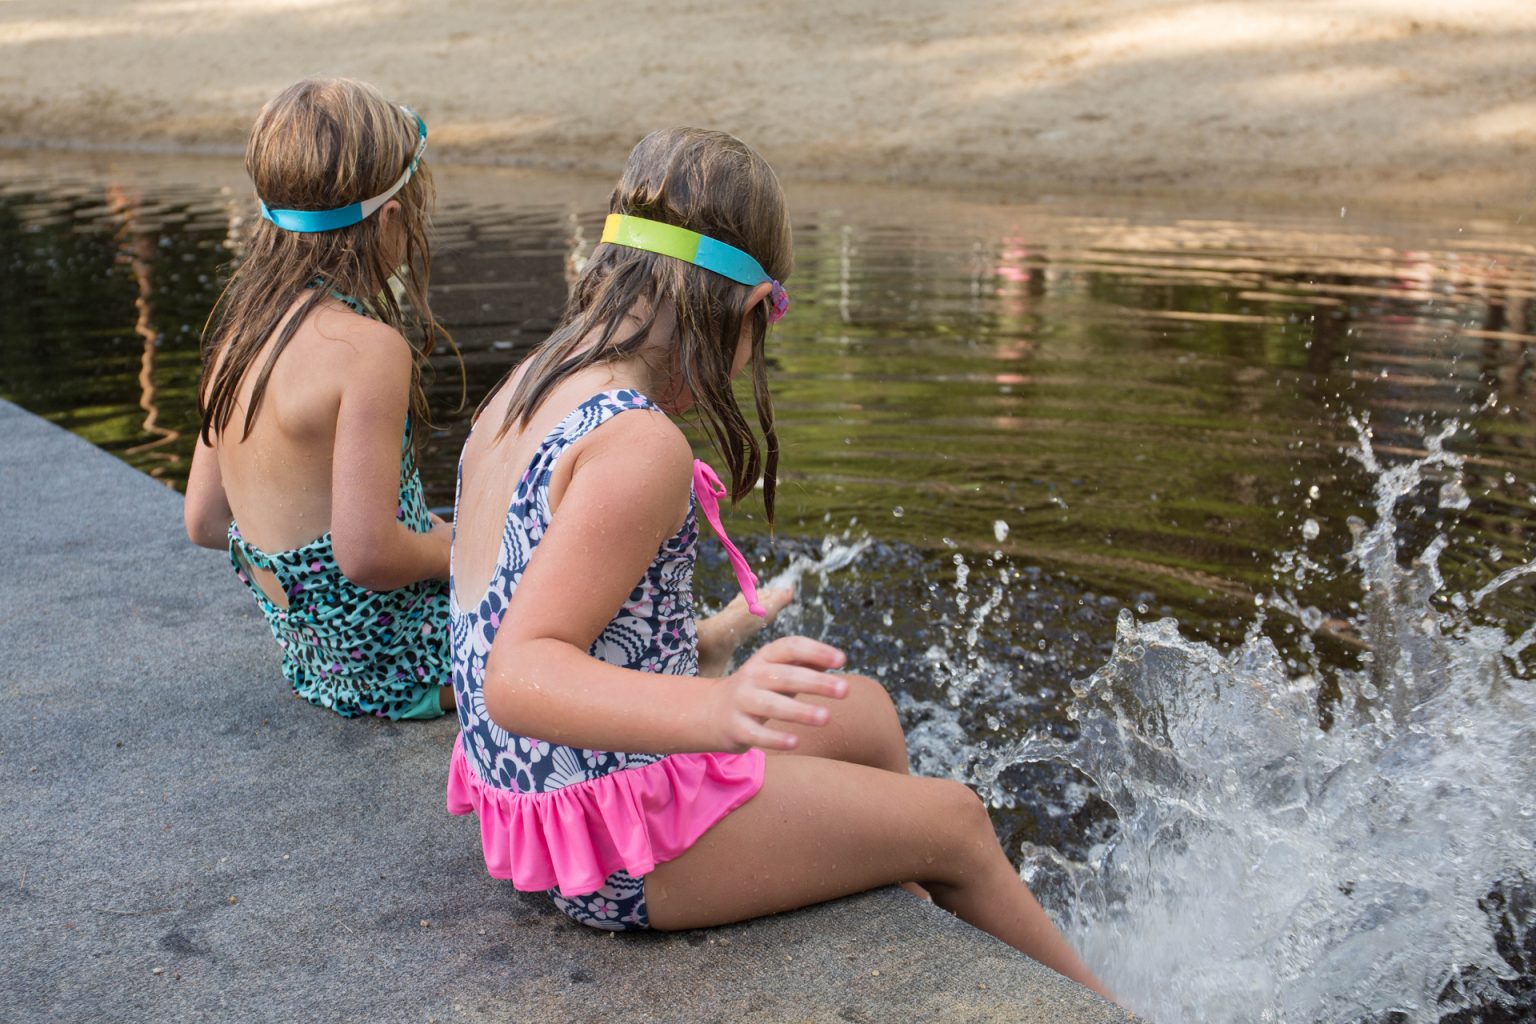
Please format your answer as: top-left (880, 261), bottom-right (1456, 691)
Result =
top-left (446, 390), bottom-right (765, 930)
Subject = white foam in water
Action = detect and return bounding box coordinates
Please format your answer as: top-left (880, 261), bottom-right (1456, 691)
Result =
top-left (965, 418), bottom-right (1536, 1022)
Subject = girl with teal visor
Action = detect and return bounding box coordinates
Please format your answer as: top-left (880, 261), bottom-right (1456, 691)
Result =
top-left (186, 78), bottom-right (456, 723)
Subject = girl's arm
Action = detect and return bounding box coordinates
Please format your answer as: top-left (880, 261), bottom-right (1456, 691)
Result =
top-left (484, 413), bottom-right (846, 754)
top-left (329, 322), bottom-right (451, 591)
top-left (184, 435), bottom-right (234, 549)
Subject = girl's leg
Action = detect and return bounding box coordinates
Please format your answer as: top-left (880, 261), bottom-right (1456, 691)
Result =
top-left (767, 673), bottom-right (931, 900)
top-left (769, 673), bottom-right (909, 773)
top-left (644, 755), bottom-right (1112, 1000)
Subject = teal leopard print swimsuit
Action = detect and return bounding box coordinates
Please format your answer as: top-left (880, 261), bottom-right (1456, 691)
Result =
top-left (225, 288), bottom-right (450, 719)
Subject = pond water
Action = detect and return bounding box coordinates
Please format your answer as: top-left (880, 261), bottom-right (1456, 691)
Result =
top-left (2, 152), bottom-right (1532, 1022)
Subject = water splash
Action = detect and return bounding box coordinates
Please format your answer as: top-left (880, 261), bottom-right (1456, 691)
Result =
top-left (726, 423), bottom-right (1533, 1021)
top-left (762, 532), bottom-right (873, 596)
top-left (984, 421), bottom-right (1536, 1022)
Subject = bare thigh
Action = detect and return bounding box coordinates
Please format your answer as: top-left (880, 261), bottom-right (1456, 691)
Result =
top-left (645, 753), bottom-right (985, 929)
top-left (766, 671), bottom-right (925, 898)
top-left (768, 672), bottom-right (909, 773)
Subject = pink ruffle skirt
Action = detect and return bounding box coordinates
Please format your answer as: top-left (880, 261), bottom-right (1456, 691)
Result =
top-left (447, 734), bottom-right (765, 897)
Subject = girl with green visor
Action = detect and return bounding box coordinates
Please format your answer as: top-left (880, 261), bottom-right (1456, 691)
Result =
top-left (445, 126), bottom-right (1111, 1002)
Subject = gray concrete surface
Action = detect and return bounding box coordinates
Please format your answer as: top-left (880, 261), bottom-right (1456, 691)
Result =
top-left (0, 399), bottom-right (1134, 1024)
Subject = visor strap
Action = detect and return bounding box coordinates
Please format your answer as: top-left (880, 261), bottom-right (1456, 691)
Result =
top-left (600, 214), bottom-right (770, 287)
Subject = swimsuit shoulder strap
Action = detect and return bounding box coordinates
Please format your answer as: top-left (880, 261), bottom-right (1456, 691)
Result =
top-left (304, 277), bottom-right (374, 319)
top-left (540, 389), bottom-right (659, 457)
top-left (515, 389), bottom-right (663, 521)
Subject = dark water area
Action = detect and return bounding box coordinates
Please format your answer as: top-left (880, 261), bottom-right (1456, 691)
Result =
top-left (2, 152), bottom-right (1533, 1022)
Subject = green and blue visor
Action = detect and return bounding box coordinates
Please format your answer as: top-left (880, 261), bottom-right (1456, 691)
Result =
top-left (600, 214), bottom-right (789, 323)
top-left (258, 106), bottom-right (428, 233)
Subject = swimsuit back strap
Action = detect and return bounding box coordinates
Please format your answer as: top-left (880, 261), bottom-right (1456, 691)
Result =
top-left (227, 523), bottom-right (275, 569)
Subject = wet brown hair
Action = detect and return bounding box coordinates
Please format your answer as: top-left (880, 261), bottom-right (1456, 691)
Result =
top-left (498, 127), bottom-right (792, 521)
top-left (198, 77), bottom-right (452, 445)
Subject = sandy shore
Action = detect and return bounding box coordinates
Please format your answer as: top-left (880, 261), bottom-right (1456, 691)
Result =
top-left (2, 0), bottom-right (1534, 206)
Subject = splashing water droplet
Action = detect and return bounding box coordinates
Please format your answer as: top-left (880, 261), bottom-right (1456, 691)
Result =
top-left (1439, 480), bottom-right (1470, 510)
top-left (994, 519), bottom-right (1010, 543)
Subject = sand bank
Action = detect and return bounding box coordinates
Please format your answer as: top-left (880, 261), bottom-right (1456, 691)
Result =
top-left (2, 0), bottom-right (1534, 206)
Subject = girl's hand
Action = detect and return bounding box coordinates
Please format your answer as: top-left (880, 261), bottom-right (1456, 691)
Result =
top-left (697, 585), bottom-right (795, 677)
top-left (709, 636), bottom-right (848, 752)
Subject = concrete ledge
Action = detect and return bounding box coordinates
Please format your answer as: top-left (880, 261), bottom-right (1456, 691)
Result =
top-left (0, 399), bottom-right (1131, 1023)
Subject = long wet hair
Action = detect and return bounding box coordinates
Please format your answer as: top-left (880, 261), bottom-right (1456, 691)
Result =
top-left (198, 77), bottom-right (450, 446)
top-left (498, 127), bottom-right (792, 522)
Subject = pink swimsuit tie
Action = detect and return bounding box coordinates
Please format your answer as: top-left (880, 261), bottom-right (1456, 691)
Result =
top-left (692, 459), bottom-right (765, 617)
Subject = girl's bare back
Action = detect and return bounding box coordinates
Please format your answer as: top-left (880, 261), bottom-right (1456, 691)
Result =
top-left (212, 297), bottom-right (399, 552)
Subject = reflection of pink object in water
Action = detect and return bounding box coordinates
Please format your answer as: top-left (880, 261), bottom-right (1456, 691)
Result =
top-left (1395, 250), bottom-right (1436, 291)
top-left (993, 236), bottom-right (1034, 314)
top-left (996, 241), bottom-right (1032, 284)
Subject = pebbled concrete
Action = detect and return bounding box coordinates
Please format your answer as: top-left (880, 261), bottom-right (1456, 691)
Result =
top-left (0, 399), bottom-right (1133, 1024)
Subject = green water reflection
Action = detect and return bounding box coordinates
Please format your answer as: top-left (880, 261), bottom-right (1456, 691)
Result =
top-left (2, 160), bottom-right (1532, 650)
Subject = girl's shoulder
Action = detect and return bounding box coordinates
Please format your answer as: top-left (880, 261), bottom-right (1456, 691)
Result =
top-left (560, 393), bottom-right (693, 510)
top-left (576, 395), bottom-right (690, 470)
top-left (309, 301), bottom-right (411, 356)
top-left (300, 304), bottom-right (414, 390)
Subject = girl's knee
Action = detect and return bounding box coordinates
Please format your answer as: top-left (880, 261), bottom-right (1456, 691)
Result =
top-left (841, 674), bottom-right (895, 723)
top-left (934, 779), bottom-right (995, 844)
top-left (905, 777), bottom-right (998, 883)
top-left (842, 673), bottom-right (908, 773)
